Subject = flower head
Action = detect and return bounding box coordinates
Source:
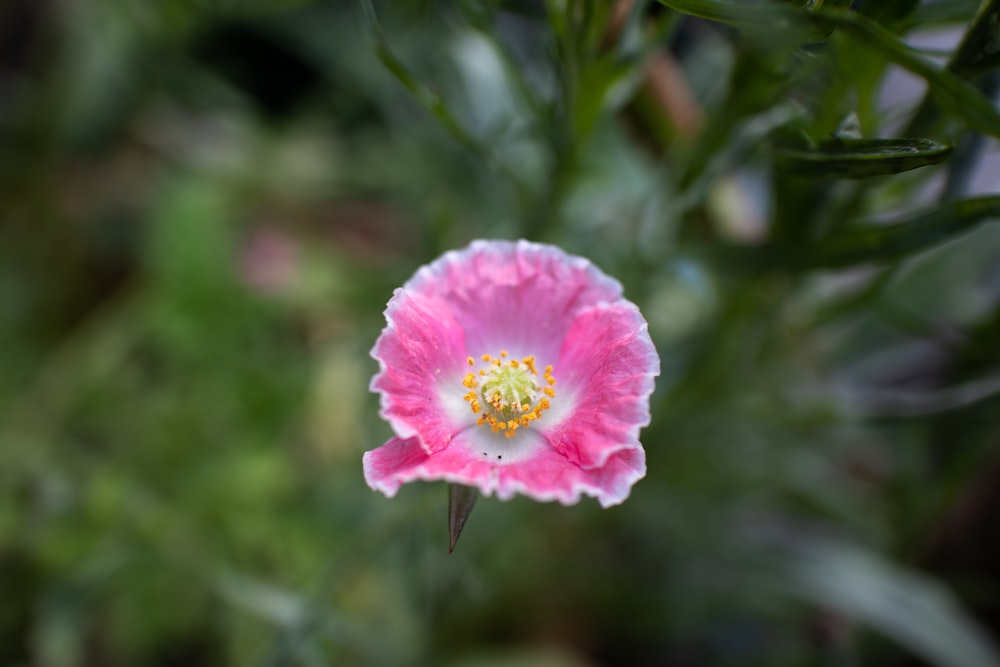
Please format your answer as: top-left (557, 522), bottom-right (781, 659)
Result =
top-left (363, 240), bottom-right (659, 507)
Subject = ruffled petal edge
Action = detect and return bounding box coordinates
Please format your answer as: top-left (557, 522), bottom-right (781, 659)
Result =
top-left (363, 435), bottom-right (646, 508)
top-left (542, 300), bottom-right (659, 469)
top-left (369, 288), bottom-right (470, 453)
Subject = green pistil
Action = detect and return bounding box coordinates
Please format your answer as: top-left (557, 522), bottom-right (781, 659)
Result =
top-left (480, 364), bottom-right (539, 421)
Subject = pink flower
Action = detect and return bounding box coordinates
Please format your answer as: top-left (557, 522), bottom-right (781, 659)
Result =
top-left (363, 240), bottom-right (659, 507)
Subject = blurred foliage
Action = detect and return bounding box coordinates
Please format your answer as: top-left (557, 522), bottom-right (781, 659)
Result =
top-left (3, 0), bottom-right (1000, 665)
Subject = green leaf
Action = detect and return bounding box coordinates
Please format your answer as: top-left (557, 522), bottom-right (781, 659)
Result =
top-left (656, 0), bottom-right (784, 26)
top-left (857, 0), bottom-right (920, 31)
top-left (775, 138), bottom-right (952, 178)
top-left (800, 10), bottom-right (1000, 138)
top-left (949, 0), bottom-right (1000, 79)
top-left (656, 0), bottom-right (830, 40)
top-left (910, 0), bottom-right (983, 28)
top-left (358, 2), bottom-right (479, 153)
top-left (656, 2), bottom-right (1000, 138)
top-left (903, 0), bottom-right (1000, 137)
top-left (357, 0), bottom-right (530, 198)
top-left (814, 196), bottom-right (1000, 267)
top-left (787, 540), bottom-right (1000, 667)
top-left (448, 483), bottom-right (478, 554)
top-left (719, 196), bottom-right (1000, 270)
top-left (574, 54), bottom-right (635, 141)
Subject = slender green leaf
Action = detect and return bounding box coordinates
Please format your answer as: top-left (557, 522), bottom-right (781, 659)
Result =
top-left (815, 196), bottom-right (1000, 267)
top-left (788, 540), bottom-right (1000, 667)
top-left (656, 0), bottom-right (830, 40)
top-left (904, 0), bottom-right (1000, 137)
top-left (910, 0), bottom-right (983, 28)
top-left (656, 0), bottom-right (787, 26)
top-left (574, 54), bottom-right (635, 141)
top-left (719, 196), bottom-right (1000, 269)
top-left (858, 0), bottom-right (920, 31)
top-left (657, 2), bottom-right (1000, 138)
top-left (806, 10), bottom-right (1000, 138)
top-left (949, 0), bottom-right (1000, 79)
top-left (357, 0), bottom-right (530, 197)
top-left (775, 138), bottom-right (952, 178)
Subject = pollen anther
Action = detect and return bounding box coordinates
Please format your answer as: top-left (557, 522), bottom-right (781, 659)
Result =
top-left (461, 349), bottom-right (556, 438)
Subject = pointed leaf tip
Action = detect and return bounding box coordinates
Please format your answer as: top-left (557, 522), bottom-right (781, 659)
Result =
top-left (448, 483), bottom-right (478, 554)
top-left (775, 138), bottom-right (952, 178)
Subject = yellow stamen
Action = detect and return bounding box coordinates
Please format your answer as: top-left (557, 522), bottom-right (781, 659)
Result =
top-left (461, 349), bottom-right (558, 443)
top-left (523, 356), bottom-right (536, 374)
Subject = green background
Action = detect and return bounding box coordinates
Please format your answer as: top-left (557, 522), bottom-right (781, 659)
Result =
top-left (3, 1), bottom-right (1000, 665)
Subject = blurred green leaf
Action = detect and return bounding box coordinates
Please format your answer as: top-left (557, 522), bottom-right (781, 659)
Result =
top-left (721, 196), bottom-right (1000, 269)
top-left (857, 0), bottom-right (920, 31)
top-left (657, 0), bottom-right (784, 26)
top-left (573, 55), bottom-right (634, 141)
top-left (359, 0), bottom-right (479, 154)
top-left (145, 177), bottom-right (236, 298)
top-left (788, 540), bottom-right (1000, 667)
top-left (658, 0), bottom-right (824, 25)
top-left (775, 138), bottom-right (953, 178)
top-left (658, 3), bottom-right (1000, 138)
top-left (358, 0), bottom-right (530, 198)
top-left (807, 10), bottom-right (1000, 138)
top-left (214, 571), bottom-right (306, 626)
top-left (815, 196), bottom-right (1000, 267)
top-left (657, 0), bottom-right (830, 40)
top-left (949, 0), bottom-right (1000, 79)
top-left (903, 0), bottom-right (1000, 137)
top-left (910, 0), bottom-right (983, 27)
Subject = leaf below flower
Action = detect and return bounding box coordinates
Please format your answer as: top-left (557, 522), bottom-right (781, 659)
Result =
top-left (448, 483), bottom-right (478, 554)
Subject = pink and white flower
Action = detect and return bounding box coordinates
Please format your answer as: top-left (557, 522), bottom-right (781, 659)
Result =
top-left (363, 240), bottom-right (659, 507)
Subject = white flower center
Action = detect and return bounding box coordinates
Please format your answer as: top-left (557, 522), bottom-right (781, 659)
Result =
top-left (462, 351), bottom-right (556, 438)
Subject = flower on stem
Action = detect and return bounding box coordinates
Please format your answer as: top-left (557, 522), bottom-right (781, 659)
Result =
top-left (363, 240), bottom-right (659, 508)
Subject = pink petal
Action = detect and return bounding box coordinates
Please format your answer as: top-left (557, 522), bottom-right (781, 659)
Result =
top-left (404, 240), bottom-right (623, 361)
top-left (499, 444), bottom-right (645, 508)
top-left (543, 301), bottom-right (659, 469)
top-left (363, 432), bottom-right (646, 508)
top-left (363, 436), bottom-right (497, 497)
top-left (370, 289), bottom-right (469, 453)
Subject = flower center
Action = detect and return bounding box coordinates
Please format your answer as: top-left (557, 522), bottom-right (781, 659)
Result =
top-left (462, 351), bottom-right (556, 438)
